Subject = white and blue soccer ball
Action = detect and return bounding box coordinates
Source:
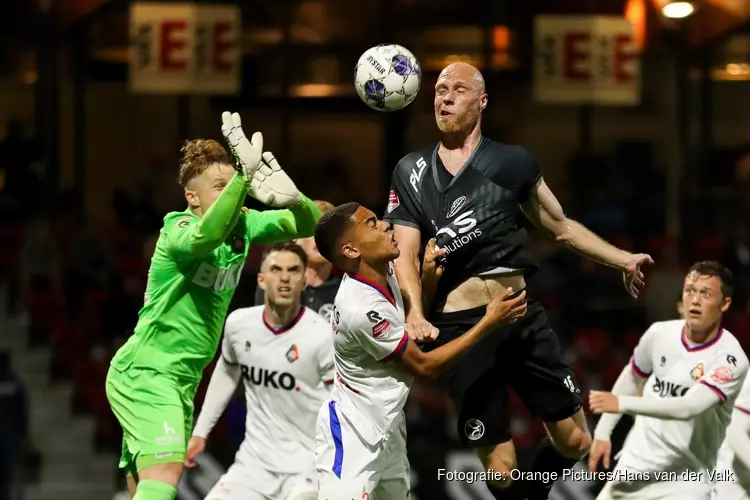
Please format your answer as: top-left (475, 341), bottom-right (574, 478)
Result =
top-left (354, 44), bottom-right (422, 112)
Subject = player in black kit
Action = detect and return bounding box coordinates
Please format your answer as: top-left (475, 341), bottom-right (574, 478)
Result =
top-left (383, 62), bottom-right (654, 500)
top-left (255, 199), bottom-right (341, 321)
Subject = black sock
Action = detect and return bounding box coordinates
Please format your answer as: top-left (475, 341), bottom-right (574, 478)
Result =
top-left (526, 436), bottom-right (579, 500)
top-left (485, 480), bottom-right (526, 500)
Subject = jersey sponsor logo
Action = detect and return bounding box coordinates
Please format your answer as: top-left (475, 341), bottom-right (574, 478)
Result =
top-left (446, 195), bottom-right (467, 219)
top-left (409, 157), bottom-right (427, 193)
top-left (192, 261), bottom-right (245, 292)
top-left (435, 210), bottom-right (482, 257)
top-left (286, 344), bottom-right (300, 364)
top-left (387, 189), bottom-right (400, 214)
top-left (710, 366), bottom-right (733, 384)
top-left (690, 363), bottom-right (704, 380)
top-left (464, 419), bottom-right (485, 441)
top-left (372, 319), bottom-right (391, 338)
top-left (240, 364), bottom-right (298, 391)
top-left (155, 421), bottom-right (180, 446)
top-left (727, 354), bottom-right (737, 366)
top-left (652, 376), bottom-right (689, 398)
top-left (366, 310), bottom-right (383, 323)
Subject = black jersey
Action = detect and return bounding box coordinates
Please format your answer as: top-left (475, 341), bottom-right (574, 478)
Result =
top-left (383, 137), bottom-right (542, 315)
top-left (254, 275), bottom-right (342, 321)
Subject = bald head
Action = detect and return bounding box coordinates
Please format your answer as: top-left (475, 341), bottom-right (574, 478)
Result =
top-left (434, 62), bottom-right (487, 134)
top-left (438, 62), bottom-right (486, 94)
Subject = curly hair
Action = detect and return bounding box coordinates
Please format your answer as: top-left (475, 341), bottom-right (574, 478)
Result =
top-left (178, 139), bottom-right (232, 187)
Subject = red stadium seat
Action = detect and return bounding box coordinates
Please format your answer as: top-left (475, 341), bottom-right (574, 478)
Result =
top-left (572, 328), bottom-right (613, 360)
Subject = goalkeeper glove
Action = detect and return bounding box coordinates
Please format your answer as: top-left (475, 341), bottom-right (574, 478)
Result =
top-left (249, 152), bottom-right (302, 207)
top-left (221, 111), bottom-right (263, 178)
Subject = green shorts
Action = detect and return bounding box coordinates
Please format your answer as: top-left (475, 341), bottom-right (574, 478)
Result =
top-left (106, 365), bottom-right (197, 474)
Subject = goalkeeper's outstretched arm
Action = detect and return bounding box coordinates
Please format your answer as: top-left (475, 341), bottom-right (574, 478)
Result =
top-left (244, 195), bottom-right (322, 245)
top-left (166, 173), bottom-right (251, 259)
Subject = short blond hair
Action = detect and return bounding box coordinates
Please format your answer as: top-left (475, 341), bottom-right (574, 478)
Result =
top-left (178, 139), bottom-right (232, 187)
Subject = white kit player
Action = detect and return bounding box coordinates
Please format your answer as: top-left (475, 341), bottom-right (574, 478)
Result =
top-left (185, 242), bottom-right (335, 500)
top-left (713, 373), bottom-right (750, 499)
top-left (589, 261), bottom-right (749, 500)
top-left (311, 203), bottom-right (527, 499)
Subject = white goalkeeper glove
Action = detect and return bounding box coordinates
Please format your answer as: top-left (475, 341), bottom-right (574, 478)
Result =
top-left (249, 152), bottom-right (301, 207)
top-left (221, 111), bottom-right (263, 178)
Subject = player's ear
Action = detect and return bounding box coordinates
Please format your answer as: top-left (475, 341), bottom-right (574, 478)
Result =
top-left (479, 93), bottom-right (488, 112)
top-left (341, 242), bottom-right (360, 260)
top-left (257, 273), bottom-right (266, 291)
top-left (721, 296), bottom-right (732, 313)
top-left (185, 189), bottom-right (200, 209)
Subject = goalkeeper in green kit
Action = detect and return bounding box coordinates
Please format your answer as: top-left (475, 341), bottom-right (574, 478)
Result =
top-left (106, 112), bottom-right (322, 500)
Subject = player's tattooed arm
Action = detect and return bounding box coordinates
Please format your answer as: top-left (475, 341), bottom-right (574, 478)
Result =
top-left (520, 178), bottom-right (653, 298)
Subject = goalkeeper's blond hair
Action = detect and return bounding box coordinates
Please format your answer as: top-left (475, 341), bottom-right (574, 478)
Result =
top-left (178, 139), bottom-right (232, 187)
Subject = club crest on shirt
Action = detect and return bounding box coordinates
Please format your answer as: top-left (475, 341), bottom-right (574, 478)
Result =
top-left (446, 195), bottom-right (467, 219)
top-left (710, 366), bottom-right (733, 384)
top-left (690, 363), bottom-right (704, 381)
top-left (372, 319), bottom-right (391, 338)
top-left (387, 189), bottom-right (400, 213)
top-left (286, 344), bottom-right (299, 363)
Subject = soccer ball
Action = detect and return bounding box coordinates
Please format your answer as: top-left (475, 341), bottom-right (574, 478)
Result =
top-left (354, 44), bottom-right (421, 112)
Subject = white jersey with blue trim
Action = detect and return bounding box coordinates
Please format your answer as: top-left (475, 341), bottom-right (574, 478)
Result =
top-left (716, 373), bottom-right (750, 491)
top-left (329, 263), bottom-right (413, 445)
top-left (221, 305), bottom-right (335, 473)
top-left (619, 319), bottom-right (748, 475)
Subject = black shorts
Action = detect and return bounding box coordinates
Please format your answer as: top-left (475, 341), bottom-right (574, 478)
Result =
top-left (427, 293), bottom-right (582, 447)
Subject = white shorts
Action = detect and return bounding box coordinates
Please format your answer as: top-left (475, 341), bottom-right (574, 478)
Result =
top-left (596, 478), bottom-right (711, 500)
top-left (315, 400), bottom-right (410, 499)
top-left (205, 463), bottom-right (318, 500)
top-left (711, 480), bottom-right (750, 500)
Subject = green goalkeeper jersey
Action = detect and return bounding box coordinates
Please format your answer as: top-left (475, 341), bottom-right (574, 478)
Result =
top-left (110, 173), bottom-right (321, 382)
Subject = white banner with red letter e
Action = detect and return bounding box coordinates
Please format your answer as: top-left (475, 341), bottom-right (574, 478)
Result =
top-left (129, 3), bottom-right (241, 95)
top-left (533, 15), bottom-right (640, 105)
